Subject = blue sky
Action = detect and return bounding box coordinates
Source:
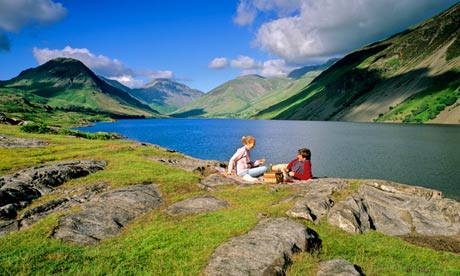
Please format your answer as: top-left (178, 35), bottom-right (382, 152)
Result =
top-left (0, 0), bottom-right (458, 92)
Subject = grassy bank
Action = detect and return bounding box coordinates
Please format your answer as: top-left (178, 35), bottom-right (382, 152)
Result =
top-left (1, 124), bottom-right (459, 276)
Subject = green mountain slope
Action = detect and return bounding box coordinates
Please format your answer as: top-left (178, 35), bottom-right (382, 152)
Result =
top-left (130, 79), bottom-right (204, 114)
top-left (171, 75), bottom-right (292, 118)
top-left (0, 58), bottom-right (160, 121)
top-left (256, 3), bottom-right (460, 124)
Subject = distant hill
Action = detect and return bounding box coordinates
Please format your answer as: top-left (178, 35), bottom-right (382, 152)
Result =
top-left (256, 3), bottom-right (460, 124)
top-left (129, 79), bottom-right (203, 114)
top-left (287, 58), bottom-right (338, 79)
top-left (0, 58), bottom-right (159, 121)
top-left (171, 75), bottom-right (292, 118)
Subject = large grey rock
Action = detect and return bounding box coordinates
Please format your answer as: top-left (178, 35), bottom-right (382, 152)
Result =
top-left (327, 196), bottom-right (373, 234)
top-left (327, 180), bottom-right (460, 237)
top-left (286, 178), bottom-right (347, 223)
top-left (317, 259), bottom-right (363, 276)
top-left (165, 194), bottom-right (229, 216)
top-left (204, 217), bottom-right (320, 276)
top-left (53, 184), bottom-right (163, 246)
top-left (0, 160), bottom-right (107, 219)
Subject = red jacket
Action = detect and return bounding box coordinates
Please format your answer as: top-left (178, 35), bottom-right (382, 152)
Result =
top-left (287, 159), bottom-right (312, 180)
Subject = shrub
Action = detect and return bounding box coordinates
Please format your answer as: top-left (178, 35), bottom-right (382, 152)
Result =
top-left (20, 123), bottom-right (56, 134)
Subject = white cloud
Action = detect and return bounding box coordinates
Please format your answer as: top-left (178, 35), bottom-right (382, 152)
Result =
top-left (208, 57), bottom-right (228, 69)
top-left (237, 0), bottom-right (459, 64)
top-left (0, 0), bottom-right (66, 51)
top-left (234, 0), bottom-right (257, 26)
top-left (234, 0), bottom-right (302, 25)
top-left (230, 55), bottom-right (295, 78)
top-left (259, 59), bottom-right (294, 78)
top-left (139, 69), bottom-right (174, 81)
top-left (108, 75), bottom-right (144, 88)
top-left (33, 46), bottom-right (173, 88)
top-left (231, 55), bottom-right (260, 69)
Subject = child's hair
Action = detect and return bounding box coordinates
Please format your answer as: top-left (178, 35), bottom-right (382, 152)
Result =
top-left (241, 135), bottom-right (255, 145)
top-left (298, 148), bottom-right (311, 160)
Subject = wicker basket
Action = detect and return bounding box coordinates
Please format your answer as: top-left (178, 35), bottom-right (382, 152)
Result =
top-left (263, 171), bottom-right (283, 184)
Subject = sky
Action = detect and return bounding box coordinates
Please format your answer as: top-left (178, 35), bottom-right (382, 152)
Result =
top-left (0, 0), bottom-right (458, 92)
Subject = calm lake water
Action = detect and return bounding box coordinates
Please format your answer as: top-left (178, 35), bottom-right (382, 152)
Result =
top-left (76, 118), bottom-right (460, 200)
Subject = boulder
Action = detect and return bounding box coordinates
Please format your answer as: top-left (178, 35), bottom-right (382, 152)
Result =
top-left (317, 259), bottom-right (363, 276)
top-left (164, 194), bottom-right (229, 216)
top-left (204, 217), bottom-right (321, 276)
top-left (53, 184), bottom-right (163, 246)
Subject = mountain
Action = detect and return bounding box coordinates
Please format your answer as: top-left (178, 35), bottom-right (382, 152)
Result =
top-left (129, 79), bottom-right (204, 114)
top-left (171, 74), bottom-right (292, 118)
top-left (287, 58), bottom-right (338, 79)
top-left (255, 3), bottom-right (460, 124)
top-left (0, 58), bottom-right (159, 119)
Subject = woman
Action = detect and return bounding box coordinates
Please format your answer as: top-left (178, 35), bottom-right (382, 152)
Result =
top-left (227, 135), bottom-right (267, 181)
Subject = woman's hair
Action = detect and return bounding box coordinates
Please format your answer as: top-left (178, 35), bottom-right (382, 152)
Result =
top-left (298, 148), bottom-right (311, 160)
top-left (241, 135), bottom-right (255, 145)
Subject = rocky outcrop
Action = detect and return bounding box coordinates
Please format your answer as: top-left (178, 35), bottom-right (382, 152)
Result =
top-left (0, 182), bottom-right (109, 237)
top-left (317, 259), bottom-right (363, 276)
top-left (204, 217), bottom-right (321, 276)
top-left (0, 160), bottom-right (107, 219)
top-left (327, 181), bottom-right (460, 236)
top-left (53, 184), bottom-right (163, 246)
top-left (148, 155), bottom-right (222, 174)
top-left (164, 194), bottom-right (229, 216)
top-left (0, 135), bottom-right (48, 148)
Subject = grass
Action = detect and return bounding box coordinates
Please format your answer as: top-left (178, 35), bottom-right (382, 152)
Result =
top-left (1, 124), bottom-right (459, 275)
top-left (376, 86), bottom-right (460, 123)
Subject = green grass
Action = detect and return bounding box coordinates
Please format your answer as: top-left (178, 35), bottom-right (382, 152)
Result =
top-left (1, 124), bottom-right (459, 275)
top-left (376, 86), bottom-right (460, 123)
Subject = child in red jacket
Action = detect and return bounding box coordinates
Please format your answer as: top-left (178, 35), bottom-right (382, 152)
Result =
top-left (273, 148), bottom-right (312, 181)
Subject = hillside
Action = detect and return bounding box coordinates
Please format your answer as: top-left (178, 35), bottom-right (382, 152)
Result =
top-left (172, 75), bottom-right (292, 118)
top-left (130, 79), bottom-right (203, 114)
top-left (256, 3), bottom-right (460, 124)
top-left (0, 58), bottom-right (160, 124)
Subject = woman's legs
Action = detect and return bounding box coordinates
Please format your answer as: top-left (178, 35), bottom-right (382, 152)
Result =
top-left (246, 166), bottom-right (267, 177)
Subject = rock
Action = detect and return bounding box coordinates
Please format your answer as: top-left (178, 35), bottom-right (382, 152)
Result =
top-left (0, 182), bottom-right (110, 236)
top-left (199, 173), bottom-right (238, 191)
top-left (53, 184), bottom-right (163, 246)
top-left (0, 220), bottom-right (19, 236)
top-left (0, 160), bottom-right (107, 219)
top-left (165, 194), bottom-right (229, 216)
top-left (0, 135), bottom-right (48, 148)
top-left (327, 196), bottom-right (373, 234)
top-left (317, 259), bottom-right (363, 276)
top-left (204, 217), bottom-right (321, 276)
top-left (0, 113), bottom-right (22, 125)
top-left (327, 180), bottom-right (460, 237)
top-left (286, 178), bottom-right (347, 223)
top-left (148, 155), bottom-right (221, 174)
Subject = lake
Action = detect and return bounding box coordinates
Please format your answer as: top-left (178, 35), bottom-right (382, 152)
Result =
top-left (76, 118), bottom-right (460, 200)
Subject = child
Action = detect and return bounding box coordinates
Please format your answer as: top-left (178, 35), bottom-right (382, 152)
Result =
top-left (273, 148), bottom-right (312, 181)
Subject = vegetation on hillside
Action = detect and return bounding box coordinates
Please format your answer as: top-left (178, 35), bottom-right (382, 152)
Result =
top-left (172, 75), bottom-right (293, 118)
top-left (0, 58), bottom-right (160, 126)
top-left (255, 3), bottom-right (460, 124)
top-left (1, 124), bottom-right (459, 275)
